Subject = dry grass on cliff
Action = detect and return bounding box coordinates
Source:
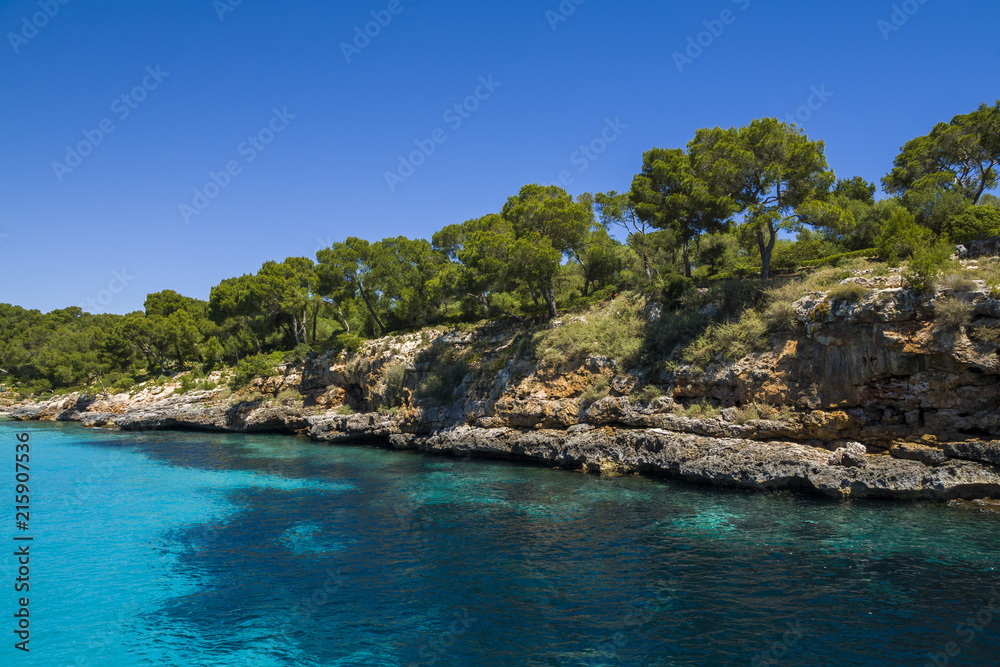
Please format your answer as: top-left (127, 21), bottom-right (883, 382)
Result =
top-left (534, 294), bottom-right (646, 370)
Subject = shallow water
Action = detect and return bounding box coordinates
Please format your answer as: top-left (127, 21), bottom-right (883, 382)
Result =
top-left (3, 420), bottom-right (999, 666)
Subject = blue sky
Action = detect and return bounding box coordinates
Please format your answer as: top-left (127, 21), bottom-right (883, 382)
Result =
top-left (2, 0), bottom-right (998, 314)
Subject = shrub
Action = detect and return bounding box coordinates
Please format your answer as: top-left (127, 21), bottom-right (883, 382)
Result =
top-left (384, 363), bottom-right (406, 398)
top-left (685, 399), bottom-right (721, 419)
top-left (335, 333), bottom-right (364, 353)
top-left (535, 294), bottom-right (645, 370)
top-left (876, 208), bottom-right (932, 262)
top-left (229, 353), bottom-right (278, 390)
top-left (336, 404), bottom-right (355, 415)
top-left (276, 388), bottom-right (301, 401)
top-left (827, 282), bottom-right (869, 304)
top-left (734, 404), bottom-right (761, 424)
top-left (971, 325), bottom-right (1000, 344)
top-left (939, 272), bottom-right (977, 292)
top-left (579, 377), bottom-right (610, 409)
top-left (417, 352), bottom-right (469, 407)
top-left (735, 402), bottom-right (793, 424)
top-left (944, 205), bottom-right (1000, 245)
top-left (630, 385), bottom-right (662, 404)
top-left (284, 343), bottom-right (312, 364)
top-left (112, 376), bottom-right (136, 392)
top-left (905, 240), bottom-right (954, 293)
top-left (763, 301), bottom-right (798, 334)
top-left (935, 297), bottom-right (972, 331)
top-left (661, 274), bottom-right (695, 309)
top-left (177, 375), bottom-right (197, 394)
top-left (682, 310), bottom-right (767, 368)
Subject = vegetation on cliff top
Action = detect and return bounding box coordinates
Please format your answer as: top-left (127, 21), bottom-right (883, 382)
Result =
top-left (3, 103), bottom-right (1000, 399)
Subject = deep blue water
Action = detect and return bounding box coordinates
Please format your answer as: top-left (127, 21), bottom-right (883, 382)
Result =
top-left (2, 419), bottom-right (1000, 666)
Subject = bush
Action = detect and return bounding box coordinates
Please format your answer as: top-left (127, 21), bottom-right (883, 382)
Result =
top-left (682, 310), bottom-right (767, 368)
top-left (535, 294), bottom-right (645, 370)
top-left (384, 363), bottom-right (406, 399)
top-left (284, 343), bottom-right (312, 364)
top-left (661, 274), bottom-right (695, 309)
top-left (177, 375), bottom-right (196, 394)
top-left (763, 301), bottom-right (798, 334)
top-left (276, 388), bottom-right (301, 401)
top-left (229, 353), bottom-right (278, 390)
top-left (336, 404), bottom-right (355, 415)
top-left (685, 399), bottom-right (721, 419)
top-left (944, 205), bottom-right (1000, 245)
top-left (799, 249), bottom-right (877, 268)
top-left (629, 385), bottom-right (662, 404)
top-left (735, 402), bottom-right (792, 424)
top-left (939, 272), bottom-right (977, 292)
top-left (417, 351), bottom-right (469, 407)
top-left (935, 296), bottom-right (972, 331)
top-left (876, 208), bottom-right (932, 263)
top-left (579, 377), bottom-right (610, 409)
top-left (112, 376), bottom-right (136, 392)
top-left (335, 333), bottom-right (364, 353)
top-left (827, 282), bottom-right (869, 304)
top-left (905, 240), bottom-right (954, 293)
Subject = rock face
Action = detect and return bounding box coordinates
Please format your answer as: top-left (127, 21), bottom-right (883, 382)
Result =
top-left (9, 283), bottom-right (1000, 501)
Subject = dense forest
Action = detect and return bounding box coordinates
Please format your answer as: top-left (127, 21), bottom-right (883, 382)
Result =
top-left (3, 103), bottom-right (1000, 398)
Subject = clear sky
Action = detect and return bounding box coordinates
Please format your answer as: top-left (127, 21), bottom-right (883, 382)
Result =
top-left (2, 0), bottom-right (998, 314)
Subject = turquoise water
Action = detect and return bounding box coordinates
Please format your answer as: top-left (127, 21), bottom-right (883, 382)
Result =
top-left (2, 420), bottom-right (1000, 666)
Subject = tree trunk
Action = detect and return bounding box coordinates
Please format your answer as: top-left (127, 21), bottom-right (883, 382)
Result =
top-left (311, 303), bottom-right (320, 343)
top-left (642, 253), bottom-right (653, 285)
top-left (357, 282), bottom-right (386, 335)
top-left (758, 221), bottom-right (777, 280)
top-left (682, 239), bottom-right (692, 279)
top-left (543, 284), bottom-right (558, 319)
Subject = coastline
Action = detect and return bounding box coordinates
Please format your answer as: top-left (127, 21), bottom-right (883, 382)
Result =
top-left (9, 391), bottom-right (1000, 501)
top-left (9, 281), bottom-right (1000, 503)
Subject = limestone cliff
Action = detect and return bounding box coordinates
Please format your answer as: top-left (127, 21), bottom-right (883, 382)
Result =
top-left (9, 279), bottom-right (1000, 501)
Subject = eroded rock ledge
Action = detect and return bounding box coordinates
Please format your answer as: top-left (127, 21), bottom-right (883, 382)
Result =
top-left (8, 280), bottom-right (1000, 501)
top-left (8, 391), bottom-right (1000, 501)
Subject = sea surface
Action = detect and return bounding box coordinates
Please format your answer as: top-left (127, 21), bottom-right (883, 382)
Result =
top-left (2, 419), bottom-right (999, 666)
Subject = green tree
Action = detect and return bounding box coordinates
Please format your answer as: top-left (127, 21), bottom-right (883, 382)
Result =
top-left (594, 190), bottom-right (656, 284)
top-left (629, 147), bottom-right (733, 278)
top-left (316, 238), bottom-right (387, 336)
top-left (500, 184), bottom-right (592, 317)
top-left (884, 101), bottom-right (1000, 205)
top-left (690, 118), bottom-right (845, 279)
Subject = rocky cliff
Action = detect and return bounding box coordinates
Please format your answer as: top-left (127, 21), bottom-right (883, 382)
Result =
top-left (9, 278), bottom-right (1000, 501)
